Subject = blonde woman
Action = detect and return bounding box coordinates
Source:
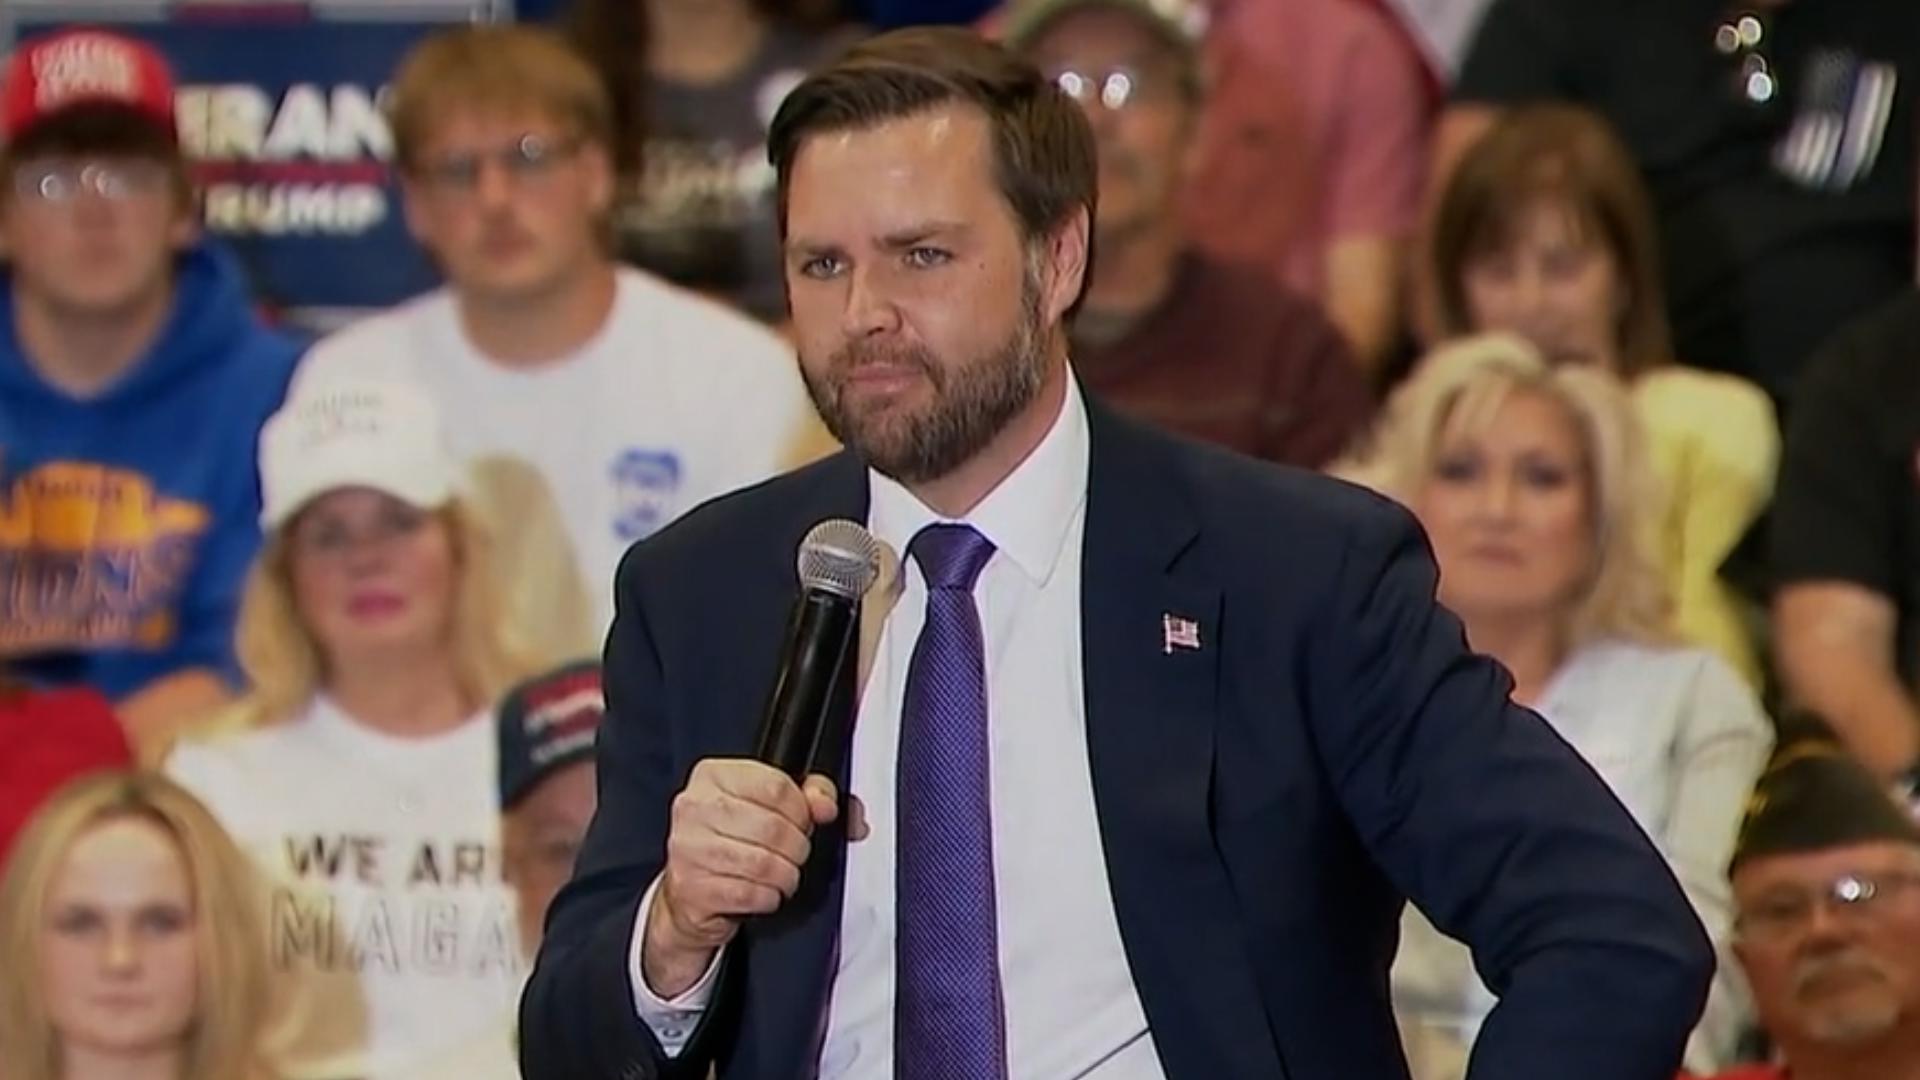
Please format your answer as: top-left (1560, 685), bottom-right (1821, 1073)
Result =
top-left (164, 380), bottom-right (551, 1080)
top-left (1339, 334), bottom-right (1772, 1077)
top-left (0, 771), bottom-right (271, 1080)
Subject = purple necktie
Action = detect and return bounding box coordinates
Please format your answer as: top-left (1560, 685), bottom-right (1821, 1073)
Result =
top-left (895, 523), bottom-right (1007, 1080)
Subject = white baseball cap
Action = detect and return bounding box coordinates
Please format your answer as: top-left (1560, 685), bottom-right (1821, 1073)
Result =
top-left (258, 380), bottom-right (463, 530)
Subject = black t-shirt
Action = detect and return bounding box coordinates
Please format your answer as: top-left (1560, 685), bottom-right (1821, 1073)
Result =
top-left (1770, 290), bottom-right (1920, 683)
top-left (1455, 0), bottom-right (1918, 405)
top-left (618, 24), bottom-right (859, 323)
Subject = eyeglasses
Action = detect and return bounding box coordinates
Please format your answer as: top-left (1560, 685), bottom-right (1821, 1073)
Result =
top-left (1047, 66), bottom-right (1187, 111)
top-left (1714, 9), bottom-right (1777, 105)
top-left (414, 133), bottom-right (584, 195)
top-left (9, 161), bottom-right (172, 203)
top-left (1735, 871), bottom-right (1920, 944)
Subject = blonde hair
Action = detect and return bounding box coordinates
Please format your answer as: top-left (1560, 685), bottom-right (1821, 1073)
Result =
top-left (230, 498), bottom-right (544, 727)
top-left (1338, 333), bottom-right (1672, 648)
top-left (0, 771), bottom-right (270, 1080)
top-left (464, 455), bottom-right (600, 665)
top-left (388, 24), bottom-right (615, 174)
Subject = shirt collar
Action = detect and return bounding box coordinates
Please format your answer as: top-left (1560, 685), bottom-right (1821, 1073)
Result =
top-left (868, 372), bottom-right (1089, 588)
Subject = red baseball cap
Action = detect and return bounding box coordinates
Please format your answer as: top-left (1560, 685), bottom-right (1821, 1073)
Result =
top-left (0, 685), bottom-right (133, 873)
top-left (0, 29), bottom-right (178, 145)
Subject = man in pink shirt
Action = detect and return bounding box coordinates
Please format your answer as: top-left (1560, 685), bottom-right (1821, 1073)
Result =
top-left (1181, 0), bottom-right (1430, 373)
top-left (987, 0), bottom-right (1432, 376)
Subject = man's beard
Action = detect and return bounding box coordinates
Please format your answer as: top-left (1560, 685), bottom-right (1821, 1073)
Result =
top-left (803, 272), bottom-right (1049, 485)
top-left (1793, 947), bottom-right (1907, 1045)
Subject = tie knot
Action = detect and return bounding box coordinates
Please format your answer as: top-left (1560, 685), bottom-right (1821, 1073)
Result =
top-left (909, 524), bottom-right (996, 592)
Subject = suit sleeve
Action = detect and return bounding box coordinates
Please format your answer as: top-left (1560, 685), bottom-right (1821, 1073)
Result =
top-left (518, 544), bottom-right (722, 1080)
top-left (1306, 496), bottom-right (1713, 1080)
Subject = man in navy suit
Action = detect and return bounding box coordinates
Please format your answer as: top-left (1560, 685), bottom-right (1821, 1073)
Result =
top-left (520, 25), bottom-right (1713, 1080)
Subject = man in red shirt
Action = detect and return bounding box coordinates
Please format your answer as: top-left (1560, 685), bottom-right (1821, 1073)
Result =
top-left (1686, 735), bottom-right (1920, 1080)
top-left (987, 0), bottom-right (1430, 374)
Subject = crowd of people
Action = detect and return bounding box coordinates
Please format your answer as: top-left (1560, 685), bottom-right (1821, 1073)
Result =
top-left (0, 0), bottom-right (1917, 1077)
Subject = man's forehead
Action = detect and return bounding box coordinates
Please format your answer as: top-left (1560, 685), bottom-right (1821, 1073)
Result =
top-left (793, 104), bottom-right (992, 177)
top-left (786, 104), bottom-right (1006, 238)
top-left (1025, 8), bottom-right (1186, 67)
top-left (507, 759), bottom-right (598, 821)
top-left (418, 104), bottom-right (574, 148)
top-left (1736, 840), bottom-right (1920, 887)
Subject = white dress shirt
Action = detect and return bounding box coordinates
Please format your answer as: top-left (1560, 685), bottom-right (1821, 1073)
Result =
top-left (629, 377), bottom-right (1166, 1078)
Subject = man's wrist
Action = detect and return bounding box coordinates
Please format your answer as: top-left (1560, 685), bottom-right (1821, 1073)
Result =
top-left (642, 883), bottom-right (720, 999)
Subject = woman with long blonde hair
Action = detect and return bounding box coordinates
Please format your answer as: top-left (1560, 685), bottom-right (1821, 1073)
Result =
top-left (0, 770), bottom-right (271, 1080)
top-left (163, 380), bottom-right (552, 1080)
top-left (1340, 334), bottom-right (1772, 1077)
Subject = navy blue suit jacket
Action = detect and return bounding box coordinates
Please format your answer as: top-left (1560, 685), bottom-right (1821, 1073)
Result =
top-left (520, 403), bottom-right (1713, 1080)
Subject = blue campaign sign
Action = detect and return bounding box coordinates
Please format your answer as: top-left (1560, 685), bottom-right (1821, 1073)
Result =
top-left (5, 13), bottom-right (480, 315)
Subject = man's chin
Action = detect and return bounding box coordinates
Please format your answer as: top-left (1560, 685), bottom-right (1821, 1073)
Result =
top-left (454, 261), bottom-right (568, 305)
top-left (1801, 990), bottom-right (1903, 1045)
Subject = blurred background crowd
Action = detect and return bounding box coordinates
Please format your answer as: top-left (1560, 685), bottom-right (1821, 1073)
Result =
top-left (0, 0), bottom-right (1917, 1078)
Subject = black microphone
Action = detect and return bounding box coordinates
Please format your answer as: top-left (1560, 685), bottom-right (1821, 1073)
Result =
top-left (755, 519), bottom-right (882, 779)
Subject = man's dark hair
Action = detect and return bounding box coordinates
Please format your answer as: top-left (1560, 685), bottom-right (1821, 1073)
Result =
top-left (767, 26), bottom-right (1098, 247)
top-left (0, 103), bottom-right (190, 209)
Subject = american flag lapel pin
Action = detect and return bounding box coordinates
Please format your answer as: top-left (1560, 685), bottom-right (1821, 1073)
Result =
top-left (1162, 612), bottom-right (1201, 654)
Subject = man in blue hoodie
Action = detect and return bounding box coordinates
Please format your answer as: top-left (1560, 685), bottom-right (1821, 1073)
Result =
top-left (0, 29), bottom-right (301, 747)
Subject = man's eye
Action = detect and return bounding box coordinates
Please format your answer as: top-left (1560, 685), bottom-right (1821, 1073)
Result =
top-left (905, 247), bottom-right (951, 269)
top-left (800, 256), bottom-right (844, 279)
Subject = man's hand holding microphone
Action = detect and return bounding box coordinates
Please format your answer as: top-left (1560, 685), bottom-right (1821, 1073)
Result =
top-left (642, 520), bottom-right (884, 998)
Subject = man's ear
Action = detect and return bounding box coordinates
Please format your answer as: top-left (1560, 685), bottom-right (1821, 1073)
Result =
top-left (169, 198), bottom-right (201, 252)
top-left (1729, 936), bottom-right (1753, 979)
top-left (582, 141), bottom-right (616, 218)
top-left (399, 174), bottom-right (432, 247)
top-left (1042, 205), bottom-right (1091, 323)
top-left (1176, 100), bottom-right (1207, 185)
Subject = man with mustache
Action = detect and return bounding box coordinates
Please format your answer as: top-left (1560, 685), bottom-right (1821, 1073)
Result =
top-left (1689, 737), bottom-right (1920, 1080)
top-left (521, 26), bottom-right (1712, 1080)
top-left (1000, 0), bottom-right (1374, 470)
top-left (294, 26), bottom-right (833, 641)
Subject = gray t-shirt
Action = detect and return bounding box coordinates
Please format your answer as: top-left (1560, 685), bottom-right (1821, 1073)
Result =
top-left (618, 23), bottom-right (860, 323)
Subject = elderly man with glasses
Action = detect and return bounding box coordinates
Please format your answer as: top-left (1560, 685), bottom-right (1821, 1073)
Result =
top-left (1687, 735), bottom-right (1920, 1080)
top-left (1001, 0), bottom-right (1374, 470)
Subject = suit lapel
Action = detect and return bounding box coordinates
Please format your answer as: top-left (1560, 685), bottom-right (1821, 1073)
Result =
top-left (732, 418), bottom-right (1288, 1075)
top-left (1080, 407), bottom-right (1287, 1077)
top-left (726, 451), bottom-right (869, 1078)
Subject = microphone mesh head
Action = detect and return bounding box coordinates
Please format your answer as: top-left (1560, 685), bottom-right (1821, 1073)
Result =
top-left (797, 519), bottom-right (883, 600)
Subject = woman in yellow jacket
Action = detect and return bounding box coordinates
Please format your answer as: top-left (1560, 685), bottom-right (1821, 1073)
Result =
top-left (1423, 102), bottom-right (1776, 687)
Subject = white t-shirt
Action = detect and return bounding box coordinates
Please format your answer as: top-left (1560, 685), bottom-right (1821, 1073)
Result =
top-left (292, 268), bottom-right (827, 631)
top-left (166, 697), bottom-right (522, 1080)
top-left (399, 1012), bottom-right (518, 1080)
